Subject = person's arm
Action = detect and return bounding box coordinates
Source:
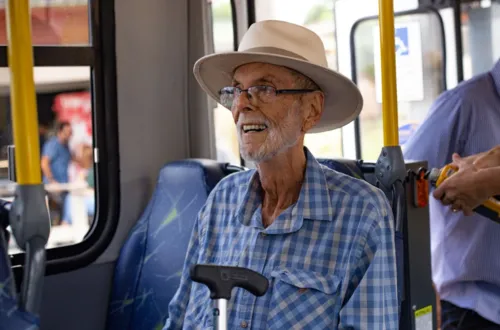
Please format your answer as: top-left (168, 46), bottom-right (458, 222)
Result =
top-left (433, 283), bottom-right (441, 330)
top-left (40, 156), bottom-right (54, 182)
top-left (41, 140), bottom-right (57, 183)
top-left (162, 209), bottom-right (202, 329)
top-left (485, 166), bottom-right (500, 196)
top-left (338, 194), bottom-right (399, 330)
top-left (471, 145), bottom-right (500, 169)
top-left (449, 145), bottom-right (500, 168)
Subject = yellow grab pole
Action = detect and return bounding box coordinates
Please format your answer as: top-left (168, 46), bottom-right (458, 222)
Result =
top-left (6, 0), bottom-right (41, 184)
top-left (378, 0), bottom-right (399, 146)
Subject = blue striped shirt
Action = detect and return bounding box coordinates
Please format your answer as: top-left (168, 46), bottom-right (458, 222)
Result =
top-left (403, 59), bottom-right (500, 325)
top-left (163, 147), bottom-right (399, 329)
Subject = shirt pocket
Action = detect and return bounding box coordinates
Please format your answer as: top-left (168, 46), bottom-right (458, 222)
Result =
top-left (266, 268), bottom-right (343, 330)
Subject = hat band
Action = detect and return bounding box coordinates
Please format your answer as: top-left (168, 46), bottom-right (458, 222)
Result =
top-left (243, 46), bottom-right (308, 61)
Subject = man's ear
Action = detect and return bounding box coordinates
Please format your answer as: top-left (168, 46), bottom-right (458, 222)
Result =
top-left (302, 92), bottom-right (324, 132)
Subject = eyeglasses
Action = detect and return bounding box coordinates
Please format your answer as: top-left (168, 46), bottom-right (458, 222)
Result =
top-left (219, 85), bottom-right (318, 108)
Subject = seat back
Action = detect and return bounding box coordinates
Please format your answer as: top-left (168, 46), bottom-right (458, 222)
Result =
top-left (0, 204), bottom-right (40, 329)
top-left (317, 158), bottom-right (366, 181)
top-left (317, 159), bottom-right (404, 311)
top-left (106, 159), bottom-right (244, 330)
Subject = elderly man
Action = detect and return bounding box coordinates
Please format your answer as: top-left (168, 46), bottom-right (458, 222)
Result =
top-left (163, 20), bottom-right (398, 329)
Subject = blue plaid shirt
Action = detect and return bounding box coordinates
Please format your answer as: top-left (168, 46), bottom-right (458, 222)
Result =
top-left (163, 148), bottom-right (399, 329)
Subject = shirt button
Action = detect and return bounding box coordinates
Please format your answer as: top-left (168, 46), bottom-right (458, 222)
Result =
top-left (260, 232), bottom-right (267, 237)
top-left (241, 320), bottom-right (248, 328)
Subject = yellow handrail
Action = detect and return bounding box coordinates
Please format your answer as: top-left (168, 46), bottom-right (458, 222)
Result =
top-left (378, 0), bottom-right (399, 146)
top-left (6, 0), bottom-right (41, 184)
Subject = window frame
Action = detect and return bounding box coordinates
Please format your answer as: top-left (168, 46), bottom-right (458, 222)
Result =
top-left (0, 47), bottom-right (93, 66)
top-left (349, 7), bottom-right (448, 160)
top-left (9, 0), bottom-right (120, 278)
top-left (210, 0), bottom-right (244, 166)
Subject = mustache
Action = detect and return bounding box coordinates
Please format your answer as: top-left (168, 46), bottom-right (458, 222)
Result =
top-left (236, 115), bottom-right (271, 129)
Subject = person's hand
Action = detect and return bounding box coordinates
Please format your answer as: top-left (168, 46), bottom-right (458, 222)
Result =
top-left (473, 146), bottom-right (500, 169)
top-left (433, 153), bottom-right (491, 215)
top-left (452, 152), bottom-right (477, 167)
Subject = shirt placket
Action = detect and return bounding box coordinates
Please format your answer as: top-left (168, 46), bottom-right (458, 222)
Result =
top-left (237, 229), bottom-right (270, 329)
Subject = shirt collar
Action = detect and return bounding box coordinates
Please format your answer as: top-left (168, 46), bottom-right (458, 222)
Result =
top-left (235, 147), bottom-right (334, 234)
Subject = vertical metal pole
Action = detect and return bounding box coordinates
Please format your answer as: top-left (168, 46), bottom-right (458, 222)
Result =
top-left (453, 0), bottom-right (464, 82)
top-left (378, 0), bottom-right (399, 146)
top-left (6, 0), bottom-right (41, 185)
top-left (6, 0), bottom-right (51, 317)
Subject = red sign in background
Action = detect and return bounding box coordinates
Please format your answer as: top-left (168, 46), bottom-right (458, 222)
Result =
top-left (52, 91), bottom-right (92, 154)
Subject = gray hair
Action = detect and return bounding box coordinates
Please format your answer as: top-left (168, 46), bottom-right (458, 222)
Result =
top-left (288, 68), bottom-right (320, 90)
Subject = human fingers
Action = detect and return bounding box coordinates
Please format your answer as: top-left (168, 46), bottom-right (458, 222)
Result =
top-left (441, 192), bottom-right (454, 206)
top-left (452, 153), bottom-right (462, 163)
top-left (451, 200), bottom-right (464, 213)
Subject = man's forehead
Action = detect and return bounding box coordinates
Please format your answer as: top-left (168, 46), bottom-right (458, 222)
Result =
top-left (232, 63), bottom-right (294, 85)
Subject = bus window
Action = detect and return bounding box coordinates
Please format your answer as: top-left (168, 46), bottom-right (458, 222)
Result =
top-left (255, 0), bottom-right (344, 158)
top-left (2, 66), bottom-right (94, 254)
top-left (0, 0), bottom-right (89, 45)
top-left (351, 10), bottom-right (446, 160)
top-left (211, 0), bottom-right (241, 164)
top-left (461, 1), bottom-right (500, 79)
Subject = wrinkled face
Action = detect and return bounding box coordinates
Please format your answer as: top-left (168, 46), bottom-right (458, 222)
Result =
top-left (230, 63), bottom-right (323, 163)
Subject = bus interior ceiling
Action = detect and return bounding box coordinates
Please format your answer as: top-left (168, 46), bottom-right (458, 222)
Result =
top-left (0, 0), bottom-right (499, 329)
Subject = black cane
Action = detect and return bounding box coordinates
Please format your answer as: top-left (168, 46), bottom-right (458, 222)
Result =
top-left (190, 264), bottom-right (269, 330)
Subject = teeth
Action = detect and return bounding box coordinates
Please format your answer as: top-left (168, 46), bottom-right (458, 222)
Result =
top-left (243, 124), bottom-right (267, 132)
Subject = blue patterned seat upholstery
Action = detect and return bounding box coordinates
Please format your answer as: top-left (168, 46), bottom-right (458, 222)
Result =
top-left (106, 159), bottom-right (244, 330)
top-left (0, 208), bottom-right (40, 330)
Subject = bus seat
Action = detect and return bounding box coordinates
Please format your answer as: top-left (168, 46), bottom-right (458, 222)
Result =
top-left (317, 158), bottom-right (365, 181)
top-left (106, 159), bottom-right (244, 330)
top-left (0, 212), bottom-right (40, 329)
top-left (317, 158), bottom-right (404, 311)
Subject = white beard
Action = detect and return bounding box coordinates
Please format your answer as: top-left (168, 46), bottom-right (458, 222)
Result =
top-left (238, 103), bottom-right (303, 163)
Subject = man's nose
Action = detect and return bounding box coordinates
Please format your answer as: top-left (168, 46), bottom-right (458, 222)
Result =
top-left (232, 91), bottom-right (254, 122)
top-left (233, 90), bottom-right (253, 112)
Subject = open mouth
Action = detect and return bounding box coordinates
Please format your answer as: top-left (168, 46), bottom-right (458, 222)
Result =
top-left (242, 124), bottom-right (268, 133)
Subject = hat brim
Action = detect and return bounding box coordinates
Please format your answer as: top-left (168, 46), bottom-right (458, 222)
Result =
top-left (193, 51), bottom-right (363, 133)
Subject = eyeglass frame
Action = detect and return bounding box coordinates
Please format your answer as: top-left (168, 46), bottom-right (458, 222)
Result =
top-left (218, 85), bottom-right (319, 108)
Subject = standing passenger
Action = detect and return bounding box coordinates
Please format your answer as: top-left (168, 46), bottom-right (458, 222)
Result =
top-left (41, 121), bottom-right (72, 225)
top-left (403, 59), bottom-right (500, 329)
